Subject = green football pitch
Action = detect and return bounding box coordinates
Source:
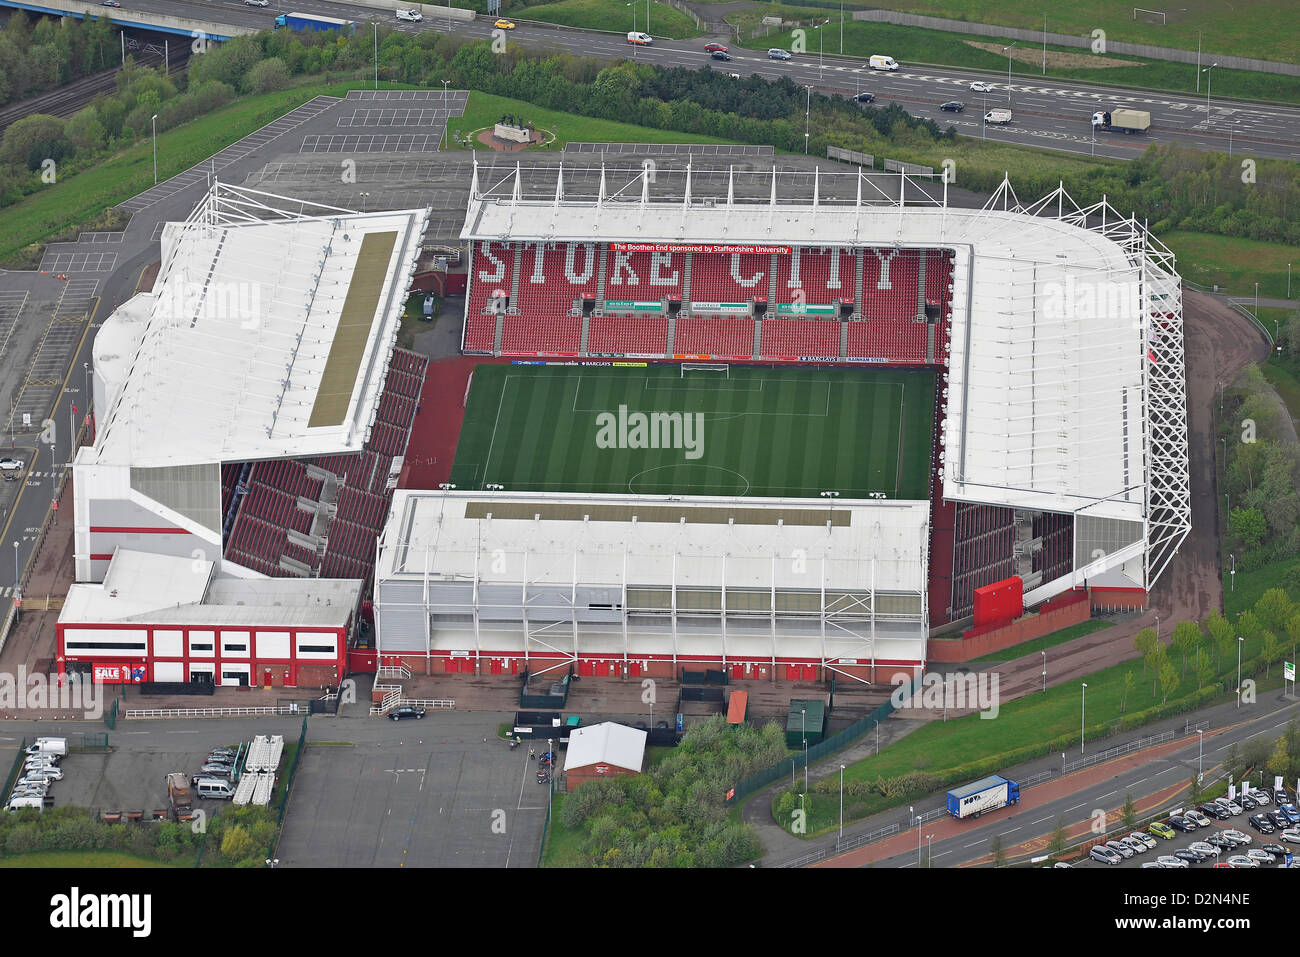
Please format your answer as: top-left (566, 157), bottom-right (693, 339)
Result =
top-left (449, 364), bottom-right (935, 499)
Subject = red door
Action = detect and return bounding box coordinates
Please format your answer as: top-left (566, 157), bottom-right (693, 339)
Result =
top-left (785, 664), bottom-right (799, 681)
top-left (628, 661), bottom-right (641, 678)
top-left (731, 663), bottom-right (744, 680)
top-left (802, 664), bottom-right (816, 680)
top-left (489, 658), bottom-right (503, 675)
top-left (510, 658), bottom-right (518, 674)
top-left (579, 659), bottom-right (594, 677)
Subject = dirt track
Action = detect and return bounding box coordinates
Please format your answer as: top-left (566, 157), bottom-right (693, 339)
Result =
top-left (989, 290), bottom-right (1271, 698)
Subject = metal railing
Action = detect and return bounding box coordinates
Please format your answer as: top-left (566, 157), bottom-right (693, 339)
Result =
top-left (1063, 727), bottom-right (1185, 775)
top-left (398, 697), bottom-right (455, 709)
top-left (775, 820), bottom-right (901, 868)
top-left (1225, 297), bottom-right (1274, 345)
top-left (125, 706), bottom-right (304, 719)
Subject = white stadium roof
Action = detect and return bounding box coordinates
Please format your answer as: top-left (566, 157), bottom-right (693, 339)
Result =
top-left (86, 183), bottom-right (429, 468)
top-left (461, 164), bottom-right (1189, 589)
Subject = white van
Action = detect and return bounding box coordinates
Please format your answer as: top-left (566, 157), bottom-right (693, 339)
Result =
top-left (194, 777), bottom-right (235, 800)
top-left (868, 54), bottom-right (898, 71)
top-left (627, 31), bottom-right (652, 45)
top-left (6, 796), bottom-right (44, 811)
top-left (26, 738), bottom-right (67, 757)
top-left (984, 109), bottom-right (1012, 125)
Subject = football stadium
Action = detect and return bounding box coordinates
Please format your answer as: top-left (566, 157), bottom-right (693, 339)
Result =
top-left (371, 163), bottom-right (1191, 686)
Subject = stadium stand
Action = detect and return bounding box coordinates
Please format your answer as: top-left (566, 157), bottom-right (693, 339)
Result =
top-left (674, 316), bottom-right (755, 359)
top-left (845, 319), bottom-right (927, 363)
top-left (588, 316), bottom-right (670, 356)
top-left (502, 315), bottom-right (581, 354)
top-left (604, 249), bottom-right (684, 301)
top-left (861, 248), bottom-right (921, 321)
top-left (759, 318), bottom-right (841, 360)
top-left (689, 251), bottom-right (770, 306)
top-left (950, 503), bottom-right (1017, 620)
top-left (773, 246), bottom-right (855, 305)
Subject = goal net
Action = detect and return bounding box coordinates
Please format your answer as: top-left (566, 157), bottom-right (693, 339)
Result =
top-left (681, 363), bottom-right (729, 377)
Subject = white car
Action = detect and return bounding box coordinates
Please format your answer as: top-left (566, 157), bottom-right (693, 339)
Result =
top-left (1221, 829), bottom-right (1251, 845)
top-left (1279, 828), bottom-right (1300, 844)
top-left (243, 0), bottom-right (269, 5)
top-left (1226, 855), bottom-right (1258, 868)
top-left (1156, 855), bottom-right (1188, 868)
top-left (0, 457), bottom-right (24, 473)
top-left (20, 767), bottom-right (62, 781)
top-left (396, 8), bottom-right (423, 21)
top-left (1188, 841), bottom-right (1220, 858)
top-left (1185, 810), bottom-right (1212, 828)
top-left (1215, 798), bottom-right (1243, 816)
top-left (969, 80), bottom-right (994, 93)
top-left (1246, 848), bottom-right (1276, 864)
top-left (1121, 836), bottom-right (1149, 855)
top-left (1129, 832), bottom-right (1158, 849)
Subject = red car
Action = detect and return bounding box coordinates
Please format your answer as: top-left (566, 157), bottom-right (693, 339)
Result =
top-left (704, 42), bottom-right (728, 53)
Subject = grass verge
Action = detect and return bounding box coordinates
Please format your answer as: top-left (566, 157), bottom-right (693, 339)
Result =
top-left (0, 850), bottom-right (174, 867)
top-left (1164, 232), bottom-right (1300, 300)
top-left (965, 619), bottom-right (1115, 664)
top-left (523, 0), bottom-right (703, 39)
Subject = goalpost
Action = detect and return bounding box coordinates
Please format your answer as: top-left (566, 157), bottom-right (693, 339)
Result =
top-left (1132, 7), bottom-right (1166, 24)
top-left (681, 363), bottom-right (729, 377)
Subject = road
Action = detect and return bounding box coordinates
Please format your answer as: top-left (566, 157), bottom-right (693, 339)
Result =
top-left (88, 0), bottom-right (1300, 161)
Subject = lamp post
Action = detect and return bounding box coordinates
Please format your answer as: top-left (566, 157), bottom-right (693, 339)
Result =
top-left (926, 833), bottom-right (934, 868)
top-left (1236, 636), bottom-right (1244, 708)
top-left (839, 764), bottom-right (845, 846)
top-left (916, 811), bottom-right (922, 866)
top-left (804, 85), bottom-right (811, 154)
top-left (151, 114), bottom-right (158, 185)
top-left (1203, 63), bottom-right (1218, 129)
top-left (1196, 728), bottom-right (1204, 784)
top-left (1080, 682), bottom-right (1088, 753)
top-left (1195, 30), bottom-right (1201, 91)
top-left (1230, 551), bottom-right (1235, 592)
top-left (442, 80), bottom-right (450, 150)
top-left (1041, 650), bottom-right (1046, 694)
top-left (1003, 42), bottom-right (1017, 104)
top-left (373, 22), bottom-right (378, 90)
top-left (840, 1), bottom-right (844, 54)
top-left (359, 192), bottom-right (369, 213)
top-left (627, 1), bottom-right (635, 35)
top-left (1041, 14), bottom-right (1046, 75)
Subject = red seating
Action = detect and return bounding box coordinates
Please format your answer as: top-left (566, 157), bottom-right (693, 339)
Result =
top-left (689, 251), bottom-right (769, 306)
top-left (773, 247), bottom-right (855, 307)
top-left (604, 249), bottom-right (684, 302)
top-left (501, 316), bottom-right (581, 355)
top-left (674, 317), bottom-right (755, 359)
top-left (464, 314), bottom-right (496, 352)
top-left (465, 240), bottom-right (515, 318)
top-left (845, 320), bottom-right (927, 363)
top-left (759, 319), bottom-right (840, 360)
top-left (862, 248), bottom-right (921, 321)
top-left (587, 316), bottom-right (669, 356)
top-left (517, 241), bottom-right (596, 319)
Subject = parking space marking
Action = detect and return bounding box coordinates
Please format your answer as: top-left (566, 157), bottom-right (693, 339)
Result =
top-left (300, 133), bottom-right (444, 153)
top-left (338, 109), bottom-right (456, 127)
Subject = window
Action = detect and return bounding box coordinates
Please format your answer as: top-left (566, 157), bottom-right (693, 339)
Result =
top-left (66, 641), bottom-right (146, 651)
top-left (191, 642), bottom-right (214, 651)
top-left (298, 645), bottom-right (333, 653)
top-left (224, 643), bottom-right (247, 652)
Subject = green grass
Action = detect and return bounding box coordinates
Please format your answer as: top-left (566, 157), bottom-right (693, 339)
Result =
top-left (522, 0), bottom-right (703, 39)
top-left (1262, 357), bottom-right (1300, 423)
top-left (819, 0), bottom-right (1298, 65)
top-left (450, 364), bottom-right (935, 498)
top-left (964, 619), bottom-right (1115, 664)
top-left (0, 851), bottom-right (174, 867)
top-left (1163, 232), bottom-right (1300, 300)
top-left (736, 19), bottom-right (1300, 104)
top-left (447, 90), bottom-right (739, 151)
top-left (540, 792), bottom-right (586, 866)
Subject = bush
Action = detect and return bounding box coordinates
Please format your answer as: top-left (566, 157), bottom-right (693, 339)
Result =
top-left (247, 58), bottom-right (290, 94)
top-left (220, 825), bottom-right (256, 862)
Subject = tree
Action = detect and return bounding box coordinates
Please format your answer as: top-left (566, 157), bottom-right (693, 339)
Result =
top-left (1205, 609), bottom-right (1232, 670)
top-left (0, 113), bottom-right (65, 166)
top-left (246, 57), bottom-right (290, 94)
top-left (1171, 621), bottom-right (1200, 677)
top-left (1149, 643), bottom-right (1168, 697)
top-left (1229, 506), bottom-right (1266, 550)
top-left (1122, 793), bottom-right (1137, 829)
top-left (1133, 626), bottom-right (1157, 678)
top-left (1261, 630), bottom-right (1282, 678)
top-left (1265, 735), bottom-right (1291, 781)
top-left (1121, 671), bottom-right (1135, 713)
top-left (220, 825), bottom-right (255, 862)
top-left (1158, 658), bottom-right (1179, 704)
top-left (1049, 816), bottom-right (1067, 857)
top-left (1238, 610), bottom-right (1261, 643)
top-left (1187, 774), bottom-right (1202, 804)
top-left (1255, 588), bottom-right (1295, 634)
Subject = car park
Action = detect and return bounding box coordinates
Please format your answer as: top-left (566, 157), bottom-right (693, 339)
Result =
top-left (1215, 797), bottom-right (1243, 816)
top-left (1148, 822), bottom-right (1176, 840)
top-left (1185, 810), bottom-right (1212, 828)
top-left (1226, 855), bottom-right (1258, 868)
top-left (1156, 855), bottom-right (1187, 868)
top-left (854, 92), bottom-right (876, 104)
top-left (969, 80), bottom-right (993, 92)
top-left (705, 42), bottom-right (727, 53)
top-left (1121, 837), bottom-right (1148, 855)
top-left (1090, 845), bottom-right (1122, 865)
top-left (939, 101), bottom-right (964, 112)
top-left (768, 48), bottom-right (791, 60)
top-left (710, 51), bottom-right (733, 61)
top-left (1247, 848), bottom-right (1276, 864)
top-left (389, 705), bottom-right (426, 721)
top-left (1129, 831), bottom-right (1158, 849)
top-left (1188, 841), bottom-right (1220, 858)
top-left (1250, 814), bottom-right (1276, 833)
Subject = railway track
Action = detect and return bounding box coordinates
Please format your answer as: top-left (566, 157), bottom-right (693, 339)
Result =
top-left (0, 44), bottom-right (192, 137)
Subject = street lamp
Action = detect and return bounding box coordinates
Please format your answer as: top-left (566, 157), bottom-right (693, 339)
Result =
top-left (839, 764), bottom-right (845, 845)
top-left (373, 22), bottom-right (378, 90)
top-left (926, 833), bottom-right (934, 868)
top-left (359, 192), bottom-right (369, 213)
top-left (1230, 551), bottom-right (1235, 592)
top-left (1195, 29), bottom-right (1202, 91)
top-left (1080, 682), bottom-right (1088, 753)
top-left (804, 85), bottom-right (812, 154)
top-left (1003, 42), bottom-right (1017, 104)
top-left (801, 707), bottom-right (808, 793)
top-left (1203, 63), bottom-right (1218, 130)
top-left (915, 811), bottom-right (922, 866)
top-left (442, 80), bottom-right (450, 150)
top-left (626, 1), bottom-right (635, 35)
top-left (151, 114), bottom-right (158, 185)
top-left (1041, 650), bottom-right (1046, 694)
top-left (1236, 636), bottom-right (1244, 708)
top-left (1196, 728), bottom-right (1204, 784)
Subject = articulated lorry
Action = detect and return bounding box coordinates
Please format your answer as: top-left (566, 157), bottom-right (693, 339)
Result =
top-left (1091, 108), bottom-right (1151, 134)
top-left (946, 774), bottom-right (1020, 819)
top-left (274, 12), bottom-right (355, 33)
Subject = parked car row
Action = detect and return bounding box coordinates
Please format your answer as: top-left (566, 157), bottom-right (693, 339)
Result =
top-left (7, 738), bottom-right (68, 811)
top-left (1090, 817), bottom-right (1298, 867)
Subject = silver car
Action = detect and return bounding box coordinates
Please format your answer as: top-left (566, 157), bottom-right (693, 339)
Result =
top-left (1105, 840), bottom-right (1135, 859)
top-left (1156, 855), bottom-right (1188, 868)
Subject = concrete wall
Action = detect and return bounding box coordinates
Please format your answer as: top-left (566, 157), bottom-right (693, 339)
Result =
top-left (927, 595), bottom-right (1091, 662)
top-left (319, 0), bottom-right (475, 23)
top-left (3, 1), bottom-right (259, 40)
top-left (850, 9), bottom-right (1300, 77)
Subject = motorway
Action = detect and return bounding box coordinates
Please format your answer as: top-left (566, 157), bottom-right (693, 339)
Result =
top-left (97, 0), bottom-right (1300, 161)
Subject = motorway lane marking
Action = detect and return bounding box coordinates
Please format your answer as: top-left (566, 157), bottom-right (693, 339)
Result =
top-left (964, 840), bottom-right (984, 848)
top-left (1065, 803), bottom-right (1088, 812)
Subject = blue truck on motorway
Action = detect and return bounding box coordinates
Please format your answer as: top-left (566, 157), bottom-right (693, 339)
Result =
top-left (273, 12), bottom-right (355, 33)
top-left (946, 774), bottom-right (1020, 819)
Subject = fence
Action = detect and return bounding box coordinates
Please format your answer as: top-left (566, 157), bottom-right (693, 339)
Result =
top-left (827, 145), bottom-right (873, 168)
top-left (267, 717), bottom-right (309, 863)
top-left (536, 770), bottom-right (555, 867)
top-left (725, 675), bottom-right (922, 807)
top-left (849, 9), bottom-right (1300, 77)
top-left (882, 158), bottom-right (934, 176)
top-left (124, 705), bottom-right (306, 719)
top-left (1225, 297), bottom-right (1275, 346)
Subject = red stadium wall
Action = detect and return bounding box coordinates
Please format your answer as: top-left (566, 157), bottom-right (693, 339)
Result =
top-left (927, 590), bottom-right (1090, 663)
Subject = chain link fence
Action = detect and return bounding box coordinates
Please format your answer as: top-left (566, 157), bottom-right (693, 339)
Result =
top-left (266, 717), bottom-right (308, 862)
